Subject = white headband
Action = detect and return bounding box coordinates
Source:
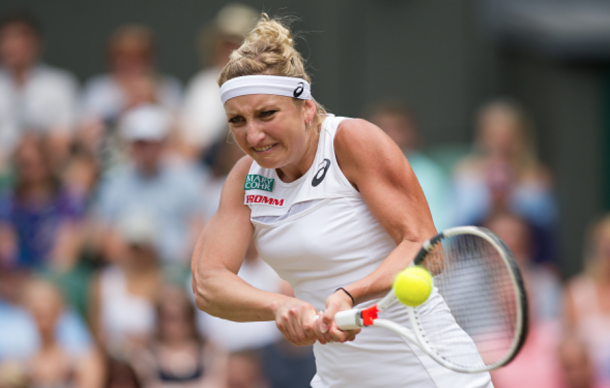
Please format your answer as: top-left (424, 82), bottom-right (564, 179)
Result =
top-left (220, 75), bottom-right (312, 104)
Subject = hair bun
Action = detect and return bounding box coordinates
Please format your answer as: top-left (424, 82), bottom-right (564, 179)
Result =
top-left (245, 13), bottom-right (295, 50)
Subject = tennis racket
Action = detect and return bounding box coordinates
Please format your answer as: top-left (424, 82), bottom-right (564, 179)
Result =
top-left (334, 226), bottom-right (528, 373)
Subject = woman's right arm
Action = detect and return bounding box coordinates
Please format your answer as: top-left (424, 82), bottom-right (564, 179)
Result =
top-left (190, 156), bottom-right (321, 345)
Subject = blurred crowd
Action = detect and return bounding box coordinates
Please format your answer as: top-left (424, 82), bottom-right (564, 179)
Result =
top-left (0, 4), bottom-right (607, 388)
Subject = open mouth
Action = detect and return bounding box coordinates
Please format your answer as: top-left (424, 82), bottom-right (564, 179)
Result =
top-left (252, 144), bottom-right (277, 153)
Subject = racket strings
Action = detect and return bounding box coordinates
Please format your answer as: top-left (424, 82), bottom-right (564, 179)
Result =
top-left (418, 234), bottom-right (519, 369)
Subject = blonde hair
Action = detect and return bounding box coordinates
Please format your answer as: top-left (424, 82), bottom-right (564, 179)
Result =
top-left (218, 14), bottom-right (326, 127)
top-left (475, 99), bottom-right (539, 175)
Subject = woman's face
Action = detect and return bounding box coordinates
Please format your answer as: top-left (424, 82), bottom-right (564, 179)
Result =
top-left (478, 108), bottom-right (523, 159)
top-left (158, 300), bottom-right (193, 342)
top-left (224, 94), bottom-right (317, 178)
top-left (15, 143), bottom-right (49, 186)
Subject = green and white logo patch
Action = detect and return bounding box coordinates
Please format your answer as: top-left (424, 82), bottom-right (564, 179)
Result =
top-left (244, 174), bottom-right (274, 192)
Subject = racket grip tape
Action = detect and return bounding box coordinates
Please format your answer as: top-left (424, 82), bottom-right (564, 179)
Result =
top-left (335, 309), bottom-right (362, 330)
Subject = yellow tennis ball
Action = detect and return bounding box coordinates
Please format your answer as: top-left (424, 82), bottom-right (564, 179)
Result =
top-left (393, 266), bottom-right (433, 307)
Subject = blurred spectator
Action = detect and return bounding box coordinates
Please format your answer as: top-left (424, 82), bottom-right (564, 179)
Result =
top-left (485, 211), bottom-right (562, 321)
top-left (132, 285), bottom-right (226, 388)
top-left (0, 268), bottom-right (96, 365)
top-left (0, 10), bottom-right (79, 169)
top-left (93, 104), bottom-right (205, 265)
top-left (22, 277), bottom-right (104, 388)
top-left (0, 361), bottom-right (28, 388)
top-left (200, 139), bottom-right (244, 223)
top-left (80, 24), bottom-right (182, 165)
top-left (90, 212), bottom-right (161, 357)
top-left (105, 357), bottom-right (142, 388)
top-left (559, 335), bottom-right (599, 388)
top-left (452, 99), bottom-right (556, 263)
top-left (564, 214), bottom-right (610, 387)
top-left (259, 339), bottom-right (317, 388)
top-left (366, 100), bottom-right (452, 230)
top-left (486, 211), bottom-right (563, 388)
top-left (62, 145), bottom-right (101, 205)
top-left (0, 136), bottom-right (87, 271)
top-left (180, 3), bottom-right (258, 159)
top-left (226, 350), bottom-right (269, 388)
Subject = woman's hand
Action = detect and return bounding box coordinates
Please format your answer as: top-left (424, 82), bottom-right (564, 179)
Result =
top-left (316, 290), bottom-right (361, 345)
top-left (274, 298), bottom-right (321, 346)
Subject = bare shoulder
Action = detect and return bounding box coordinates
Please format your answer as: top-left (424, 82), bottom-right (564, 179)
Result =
top-left (334, 118), bottom-right (410, 188)
top-left (224, 156), bottom-right (254, 192)
top-left (335, 118), bottom-right (392, 154)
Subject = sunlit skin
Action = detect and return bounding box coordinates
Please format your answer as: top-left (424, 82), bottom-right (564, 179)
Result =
top-left (224, 94), bottom-right (318, 183)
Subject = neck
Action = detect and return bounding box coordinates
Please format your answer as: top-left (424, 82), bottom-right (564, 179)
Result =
top-left (277, 124), bottom-right (320, 182)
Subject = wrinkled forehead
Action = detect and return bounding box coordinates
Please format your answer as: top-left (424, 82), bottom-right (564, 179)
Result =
top-left (224, 94), bottom-right (297, 115)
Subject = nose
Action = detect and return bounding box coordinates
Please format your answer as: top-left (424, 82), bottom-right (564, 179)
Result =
top-left (245, 122), bottom-right (265, 146)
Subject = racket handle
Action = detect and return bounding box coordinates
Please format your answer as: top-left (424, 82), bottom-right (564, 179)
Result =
top-left (335, 309), bottom-right (362, 330)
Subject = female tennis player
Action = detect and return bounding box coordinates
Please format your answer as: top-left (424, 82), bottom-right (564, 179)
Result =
top-left (191, 14), bottom-right (493, 388)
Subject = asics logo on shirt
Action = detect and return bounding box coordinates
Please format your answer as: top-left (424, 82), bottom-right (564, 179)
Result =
top-left (293, 82), bottom-right (304, 98)
top-left (312, 159), bottom-right (331, 187)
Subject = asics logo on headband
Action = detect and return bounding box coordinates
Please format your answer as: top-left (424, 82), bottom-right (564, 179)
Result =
top-left (220, 75), bottom-right (313, 104)
top-left (293, 82), bottom-right (304, 98)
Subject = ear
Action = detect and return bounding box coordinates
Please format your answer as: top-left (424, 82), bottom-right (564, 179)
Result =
top-left (303, 100), bottom-right (317, 124)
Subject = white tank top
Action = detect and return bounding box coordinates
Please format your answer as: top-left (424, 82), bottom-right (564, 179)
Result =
top-left (246, 115), bottom-right (492, 388)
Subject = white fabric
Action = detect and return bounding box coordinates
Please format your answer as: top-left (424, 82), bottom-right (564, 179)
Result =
top-left (99, 266), bottom-right (155, 351)
top-left (246, 115), bottom-right (493, 388)
top-left (0, 64), bottom-right (79, 154)
top-left (181, 67), bottom-right (228, 149)
top-left (220, 75), bottom-right (312, 104)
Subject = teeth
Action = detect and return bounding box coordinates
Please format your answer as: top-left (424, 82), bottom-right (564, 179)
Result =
top-left (253, 144), bottom-right (274, 152)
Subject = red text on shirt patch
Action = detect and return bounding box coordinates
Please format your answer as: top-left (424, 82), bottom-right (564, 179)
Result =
top-left (246, 194), bottom-right (285, 207)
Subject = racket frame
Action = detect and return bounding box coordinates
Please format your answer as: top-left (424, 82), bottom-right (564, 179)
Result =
top-left (334, 226), bottom-right (529, 373)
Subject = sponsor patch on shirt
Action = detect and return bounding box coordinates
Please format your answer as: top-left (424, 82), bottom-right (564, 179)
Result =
top-left (245, 194), bottom-right (285, 207)
top-left (244, 174), bottom-right (274, 192)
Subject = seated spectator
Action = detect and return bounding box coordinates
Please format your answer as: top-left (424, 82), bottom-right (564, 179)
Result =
top-left (105, 357), bottom-right (142, 388)
top-left (366, 100), bottom-right (452, 230)
top-left (132, 285), bottom-right (226, 388)
top-left (0, 268), bottom-right (96, 365)
top-left (200, 139), bottom-right (244, 221)
top-left (0, 136), bottom-right (86, 271)
top-left (180, 3), bottom-right (257, 159)
top-left (22, 278), bottom-right (104, 388)
top-left (80, 24), bottom-right (182, 166)
top-left (558, 335), bottom-right (598, 388)
top-left (452, 99), bottom-right (556, 263)
top-left (62, 145), bottom-right (101, 205)
top-left (0, 10), bottom-right (78, 169)
top-left (90, 212), bottom-right (162, 357)
top-left (226, 350), bottom-right (269, 388)
top-left (564, 214), bottom-right (610, 387)
top-left (92, 105), bottom-right (205, 265)
top-left (0, 361), bottom-right (28, 388)
top-left (485, 211), bottom-right (563, 388)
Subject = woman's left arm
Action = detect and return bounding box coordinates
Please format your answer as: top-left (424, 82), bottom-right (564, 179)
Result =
top-left (318, 118), bottom-right (438, 335)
